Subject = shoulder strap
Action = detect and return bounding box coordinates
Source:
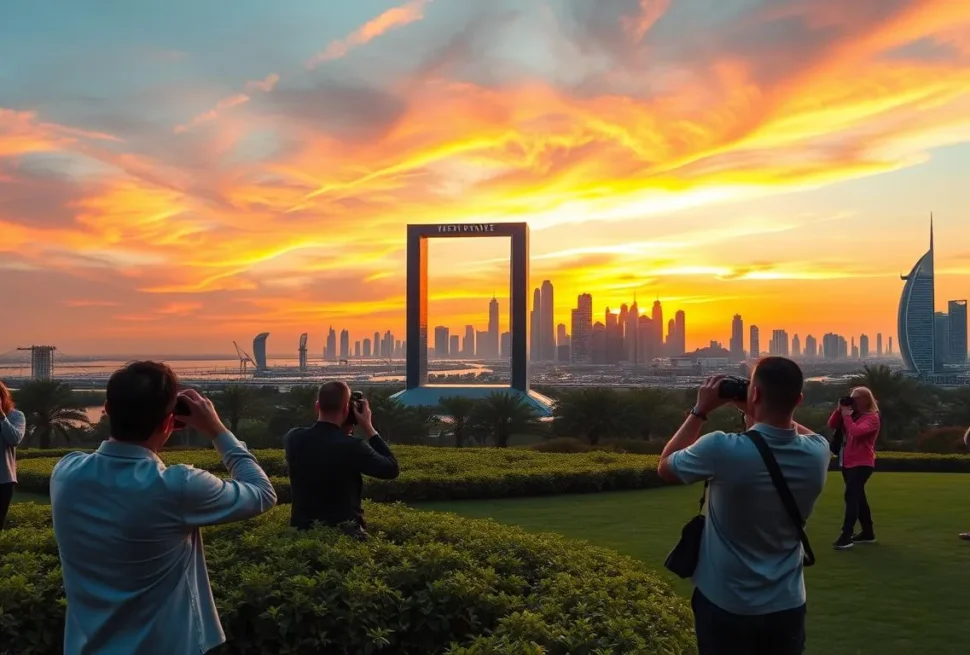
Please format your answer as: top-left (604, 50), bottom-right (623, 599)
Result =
top-left (744, 430), bottom-right (816, 567)
top-left (697, 480), bottom-right (708, 515)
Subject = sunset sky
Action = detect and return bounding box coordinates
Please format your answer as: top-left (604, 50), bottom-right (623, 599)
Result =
top-left (2, 0), bottom-right (969, 357)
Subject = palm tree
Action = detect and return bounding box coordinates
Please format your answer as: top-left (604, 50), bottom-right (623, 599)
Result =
top-left (367, 392), bottom-right (436, 444)
top-left (623, 388), bottom-right (689, 441)
top-left (848, 365), bottom-right (934, 446)
top-left (210, 385), bottom-right (266, 434)
top-left (14, 380), bottom-right (91, 448)
top-left (470, 392), bottom-right (541, 448)
top-left (437, 396), bottom-right (478, 447)
top-left (552, 388), bottom-right (629, 445)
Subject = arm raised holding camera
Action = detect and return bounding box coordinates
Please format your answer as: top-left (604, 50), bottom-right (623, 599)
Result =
top-left (350, 398), bottom-right (400, 480)
top-left (174, 390), bottom-right (277, 526)
top-left (657, 376), bottom-right (727, 483)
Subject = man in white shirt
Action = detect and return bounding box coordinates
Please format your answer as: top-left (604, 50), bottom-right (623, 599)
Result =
top-left (51, 361), bottom-right (277, 654)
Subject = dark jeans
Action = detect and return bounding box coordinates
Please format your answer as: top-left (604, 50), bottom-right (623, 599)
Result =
top-left (841, 466), bottom-right (874, 536)
top-left (0, 482), bottom-right (14, 530)
top-left (692, 589), bottom-right (806, 655)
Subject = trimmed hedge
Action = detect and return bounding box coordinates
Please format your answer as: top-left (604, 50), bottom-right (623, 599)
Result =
top-left (0, 503), bottom-right (696, 654)
top-left (15, 447), bottom-right (665, 501)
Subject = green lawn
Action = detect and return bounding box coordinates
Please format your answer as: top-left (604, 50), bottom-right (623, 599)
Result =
top-left (11, 490), bottom-right (50, 505)
top-left (418, 473), bottom-right (970, 655)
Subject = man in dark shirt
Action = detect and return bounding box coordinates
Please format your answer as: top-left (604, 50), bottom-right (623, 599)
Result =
top-left (284, 381), bottom-right (399, 535)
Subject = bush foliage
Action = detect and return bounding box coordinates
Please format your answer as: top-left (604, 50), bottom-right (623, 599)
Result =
top-left (15, 447), bottom-right (666, 501)
top-left (0, 503), bottom-right (696, 655)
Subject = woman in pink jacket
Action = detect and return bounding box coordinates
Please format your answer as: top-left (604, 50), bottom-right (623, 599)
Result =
top-left (828, 386), bottom-right (881, 550)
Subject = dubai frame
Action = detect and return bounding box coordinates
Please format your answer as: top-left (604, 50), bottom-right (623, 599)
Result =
top-left (390, 222), bottom-right (554, 416)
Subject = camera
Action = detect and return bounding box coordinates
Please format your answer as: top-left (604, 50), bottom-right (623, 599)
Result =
top-left (839, 396), bottom-right (855, 407)
top-left (345, 391), bottom-right (365, 426)
top-left (718, 376), bottom-right (750, 401)
top-left (173, 394), bottom-right (190, 430)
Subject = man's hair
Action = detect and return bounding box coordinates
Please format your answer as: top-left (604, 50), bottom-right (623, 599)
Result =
top-left (317, 381), bottom-right (350, 414)
top-left (752, 356), bottom-right (804, 415)
top-left (106, 361), bottom-right (179, 442)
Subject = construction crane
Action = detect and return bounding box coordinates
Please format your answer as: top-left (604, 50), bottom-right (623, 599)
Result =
top-left (17, 346), bottom-right (56, 380)
top-left (232, 341), bottom-right (256, 374)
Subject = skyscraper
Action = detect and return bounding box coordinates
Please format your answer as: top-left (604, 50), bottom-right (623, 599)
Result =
top-left (530, 288), bottom-right (541, 362)
top-left (354, 341), bottom-right (361, 358)
top-left (750, 325), bottom-right (760, 359)
top-left (476, 330), bottom-right (488, 357)
top-left (449, 334), bottom-right (460, 358)
top-left (673, 310), bottom-right (686, 355)
top-left (730, 315), bottom-right (744, 362)
top-left (463, 325), bottom-right (475, 358)
top-left (638, 315), bottom-right (656, 363)
top-left (373, 331), bottom-right (380, 357)
top-left (898, 217), bottom-right (936, 374)
top-left (876, 333), bottom-right (883, 357)
top-left (770, 330), bottom-right (789, 356)
top-left (791, 334), bottom-right (801, 357)
top-left (363, 338), bottom-right (372, 358)
top-left (501, 331), bottom-right (512, 360)
top-left (571, 293), bottom-right (593, 364)
top-left (326, 327), bottom-right (337, 361)
top-left (666, 319), bottom-right (675, 353)
top-left (488, 296), bottom-right (500, 360)
top-left (934, 312), bottom-right (950, 368)
top-left (626, 298), bottom-right (640, 363)
top-left (652, 299), bottom-right (663, 346)
top-left (557, 323), bottom-right (569, 345)
top-left (805, 335), bottom-right (817, 358)
top-left (253, 332), bottom-right (270, 370)
top-left (860, 334), bottom-right (870, 359)
top-left (540, 280), bottom-right (555, 361)
top-left (948, 300), bottom-right (968, 366)
top-left (434, 326), bottom-right (450, 359)
top-left (339, 329), bottom-right (350, 359)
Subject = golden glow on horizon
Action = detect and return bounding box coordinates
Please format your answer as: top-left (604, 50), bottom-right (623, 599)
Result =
top-left (2, 0), bottom-right (970, 353)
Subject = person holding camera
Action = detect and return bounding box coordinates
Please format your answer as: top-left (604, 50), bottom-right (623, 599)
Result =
top-left (0, 381), bottom-right (27, 530)
top-left (827, 386), bottom-right (881, 550)
top-left (657, 357), bottom-right (830, 655)
top-left (50, 361), bottom-right (277, 655)
top-left (284, 381), bottom-right (399, 537)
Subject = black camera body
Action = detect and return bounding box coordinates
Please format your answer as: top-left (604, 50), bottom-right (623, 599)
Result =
top-left (839, 395), bottom-right (855, 407)
top-left (173, 394), bottom-right (190, 430)
top-left (718, 376), bottom-right (750, 402)
top-left (345, 391), bottom-right (365, 427)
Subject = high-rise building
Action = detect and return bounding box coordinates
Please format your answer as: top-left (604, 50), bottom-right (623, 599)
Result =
top-left (339, 329), bottom-right (350, 359)
top-left (326, 327), bottom-right (337, 361)
top-left (373, 331), bottom-right (381, 357)
top-left (666, 319), bottom-right (676, 353)
top-left (889, 336), bottom-right (894, 354)
top-left (770, 330), bottom-right (789, 356)
top-left (876, 333), bottom-right (883, 357)
top-left (673, 310), bottom-right (686, 355)
top-left (805, 335), bottom-right (817, 358)
top-left (791, 334), bottom-right (801, 357)
top-left (434, 326), bottom-right (450, 359)
top-left (606, 312), bottom-right (624, 364)
top-left (488, 296), bottom-right (500, 360)
top-left (898, 217), bottom-right (936, 374)
top-left (750, 326), bottom-right (760, 359)
top-left (730, 315), bottom-right (744, 362)
top-left (540, 280), bottom-right (555, 361)
top-left (860, 334), bottom-right (870, 359)
top-left (851, 337), bottom-right (856, 359)
top-left (557, 323), bottom-right (569, 345)
top-left (591, 322), bottom-right (607, 365)
top-left (501, 331), bottom-right (512, 360)
top-left (530, 288), bottom-right (541, 362)
top-left (253, 333), bottom-right (270, 370)
top-left (354, 341), bottom-right (361, 358)
top-left (463, 325), bottom-right (475, 358)
top-left (382, 330), bottom-right (393, 358)
top-left (571, 293), bottom-right (593, 364)
top-left (652, 299), bottom-right (663, 347)
top-left (449, 334), bottom-right (460, 358)
top-left (476, 330), bottom-right (489, 358)
top-left (626, 298), bottom-right (640, 363)
top-left (638, 315), bottom-right (656, 364)
top-left (948, 300), bottom-right (968, 366)
top-left (822, 333), bottom-right (841, 359)
top-left (934, 312), bottom-right (950, 368)
top-left (363, 338), bottom-right (372, 358)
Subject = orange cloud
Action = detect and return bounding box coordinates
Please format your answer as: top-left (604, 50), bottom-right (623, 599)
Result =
top-left (306, 0), bottom-right (434, 68)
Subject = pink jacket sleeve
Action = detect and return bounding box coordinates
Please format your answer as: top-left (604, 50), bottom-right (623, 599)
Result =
top-left (842, 413), bottom-right (880, 441)
top-left (827, 410), bottom-right (843, 430)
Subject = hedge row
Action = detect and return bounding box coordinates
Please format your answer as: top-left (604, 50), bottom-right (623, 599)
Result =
top-left (15, 447), bottom-right (665, 501)
top-left (0, 503), bottom-right (696, 655)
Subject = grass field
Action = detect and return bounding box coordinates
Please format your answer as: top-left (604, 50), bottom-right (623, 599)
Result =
top-left (11, 490), bottom-right (49, 505)
top-left (419, 472), bottom-right (970, 655)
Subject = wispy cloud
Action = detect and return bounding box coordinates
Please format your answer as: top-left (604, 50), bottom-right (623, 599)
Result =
top-left (173, 73), bottom-right (280, 133)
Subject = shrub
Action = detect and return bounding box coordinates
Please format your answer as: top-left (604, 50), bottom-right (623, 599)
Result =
top-left (16, 447), bottom-right (665, 500)
top-left (0, 504), bottom-right (696, 655)
top-left (916, 427), bottom-right (969, 454)
top-left (532, 437), bottom-right (591, 453)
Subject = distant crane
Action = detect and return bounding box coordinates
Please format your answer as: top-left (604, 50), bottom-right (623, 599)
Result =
top-left (299, 333), bottom-right (308, 372)
top-left (17, 346), bottom-right (56, 380)
top-left (232, 341), bottom-right (256, 374)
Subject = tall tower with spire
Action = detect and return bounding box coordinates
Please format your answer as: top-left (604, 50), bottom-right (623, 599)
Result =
top-left (897, 214), bottom-right (936, 375)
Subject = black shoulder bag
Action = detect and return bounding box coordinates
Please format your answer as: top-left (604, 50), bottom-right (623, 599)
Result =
top-left (829, 425), bottom-right (844, 457)
top-left (745, 431), bottom-right (816, 567)
top-left (664, 480), bottom-right (708, 579)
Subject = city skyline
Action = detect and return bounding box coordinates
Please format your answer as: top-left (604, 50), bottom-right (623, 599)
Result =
top-left (3, 1), bottom-right (970, 354)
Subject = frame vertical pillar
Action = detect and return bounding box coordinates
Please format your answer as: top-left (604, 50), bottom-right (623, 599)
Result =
top-left (405, 226), bottom-right (428, 389)
top-left (510, 227), bottom-right (529, 391)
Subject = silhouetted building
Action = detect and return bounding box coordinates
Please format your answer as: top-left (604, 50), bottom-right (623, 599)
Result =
top-left (750, 325), bottom-right (760, 359)
top-left (792, 334), bottom-right (801, 357)
top-left (626, 299), bottom-right (640, 363)
top-left (463, 326), bottom-right (475, 358)
top-left (571, 294), bottom-right (593, 364)
top-left (339, 329), bottom-right (350, 359)
top-left (949, 300), bottom-right (968, 366)
top-left (673, 310), bottom-right (686, 355)
top-left (935, 312), bottom-right (950, 368)
top-left (354, 341), bottom-right (361, 358)
top-left (898, 218), bottom-right (936, 375)
top-left (805, 335), bottom-right (817, 358)
top-left (325, 327), bottom-right (337, 361)
top-left (876, 333), bottom-right (883, 357)
top-left (540, 280), bottom-right (555, 361)
top-left (501, 331), bottom-right (511, 360)
top-left (434, 326), bottom-right (450, 359)
top-left (253, 333), bottom-right (269, 370)
top-left (363, 338), bottom-right (372, 358)
top-left (770, 330), bottom-right (789, 357)
top-left (476, 330), bottom-right (488, 358)
top-left (860, 334), bottom-right (870, 359)
top-left (591, 322), bottom-right (607, 365)
top-left (450, 334), bottom-right (460, 358)
top-left (488, 297), bottom-right (500, 360)
top-left (730, 315), bottom-right (744, 362)
top-left (530, 288), bottom-right (541, 362)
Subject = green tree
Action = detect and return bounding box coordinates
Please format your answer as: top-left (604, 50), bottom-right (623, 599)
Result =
top-left (367, 391), bottom-right (436, 444)
top-left (210, 385), bottom-right (267, 434)
top-left (470, 392), bottom-right (541, 448)
top-left (14, 380), bottom-right (91, 448)
top-left (848, 365), bottom-right (936, 448)
top-left (437, 396), bottom-right (478, 447)
top-left (552, 388), bottom-right (630, 445)
top-left (623, 388), bottom-right (686, 440)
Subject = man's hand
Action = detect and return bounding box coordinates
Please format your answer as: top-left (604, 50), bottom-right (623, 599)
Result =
top-left (353, 398), bottom-right (375, 435)
top-left (177, 389), bottom-right (228, 439)
top-left (695, 375), bottom-right (728, 415)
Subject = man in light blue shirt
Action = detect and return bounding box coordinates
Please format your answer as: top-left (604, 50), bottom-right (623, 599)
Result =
top-left (51, 361), bottom-right (277, 655)
top-left (658, 357), bottom-right (830, 655)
